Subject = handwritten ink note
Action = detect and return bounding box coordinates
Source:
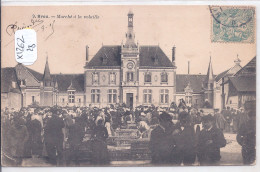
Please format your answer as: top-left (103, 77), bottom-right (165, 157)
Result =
top-left (15, 29), bottom-right (37, 65)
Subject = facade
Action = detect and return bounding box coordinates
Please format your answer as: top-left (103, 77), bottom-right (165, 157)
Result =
top-left (53, 74), bottom-right (85, 107)
top-left (1, 68), bottom-right (22, 110)
top-left (214, 57), bottom-right (242, 110)
top-left (224, 57), bottom-right (256, 109)
top-left (1, 60), bottom-right (85, 109)
top-left (175, 58), bottom-right (215, 108)
top-left (84, 11), bottom-right (177, 108)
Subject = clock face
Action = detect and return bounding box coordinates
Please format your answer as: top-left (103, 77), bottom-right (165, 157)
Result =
top-left (127, 62), bottom-right (134, 69)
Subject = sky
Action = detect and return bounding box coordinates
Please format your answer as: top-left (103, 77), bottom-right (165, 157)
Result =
top-left (1, 5), bottom-right (256, 75)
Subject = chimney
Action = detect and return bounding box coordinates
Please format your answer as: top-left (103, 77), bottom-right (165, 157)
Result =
top-left (172, 46), bottom-right (176, 62)
top-left (188, 61), bottom-right (190, 74)
top-left (86, 45), bottom-right (89, 62)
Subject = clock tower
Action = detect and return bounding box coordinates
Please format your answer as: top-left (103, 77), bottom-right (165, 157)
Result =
top-left (120, 10), bottom-right (140, 108)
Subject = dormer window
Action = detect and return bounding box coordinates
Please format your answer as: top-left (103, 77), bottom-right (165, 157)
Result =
top-left (102, 57), bottom-right (108, 65)
top-left (18, 79), bottom-right (26, 86)
top-left (152, 56), bottom-right (159, 65)
top-left (68, 91), bottom-right (75, 103)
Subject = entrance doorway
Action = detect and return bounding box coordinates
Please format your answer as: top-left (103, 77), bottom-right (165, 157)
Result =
top-left (126, 93), bottom-right (133, 108)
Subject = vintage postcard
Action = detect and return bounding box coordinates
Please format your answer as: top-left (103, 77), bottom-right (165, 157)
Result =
top-left (1, 5), bottom-right (256, 167)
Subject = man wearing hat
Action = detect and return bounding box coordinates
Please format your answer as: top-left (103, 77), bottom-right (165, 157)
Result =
top-left (44, 109), bottom-right (65, 165)
top-left (214, 109), bottom-right (226, 132)
top-left (174, 111), bottom-right (196, 165)
top-left (236, 110), bottom-right (256, 164)
top-left (197, 114), bottom-right (226, 165)
top-left (149, 112), bottom-right (176, 164)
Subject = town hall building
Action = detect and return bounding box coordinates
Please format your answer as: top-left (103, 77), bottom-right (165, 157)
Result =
top-left (84, 10), bottom-right (177, 108)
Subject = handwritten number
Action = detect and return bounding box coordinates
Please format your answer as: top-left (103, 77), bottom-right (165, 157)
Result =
top-left (16, 35), bottom-right (25, 59)
top-left (27, 44), bottom-right (36, 51)
top-left (17, 54), bottom-right (23, 59)
top-left (17, 35), bottom-right (25, 44)
top-left (16, 47), bottom-right (23, 52)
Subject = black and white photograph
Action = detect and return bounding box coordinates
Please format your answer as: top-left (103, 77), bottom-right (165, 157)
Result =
top-left (1, 5), bottom-right (256, 167)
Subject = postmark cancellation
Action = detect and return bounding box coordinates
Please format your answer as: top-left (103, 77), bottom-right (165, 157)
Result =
top-left (210, 6), bottom-right (255, 43)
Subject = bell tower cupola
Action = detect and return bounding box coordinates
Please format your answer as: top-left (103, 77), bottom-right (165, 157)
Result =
top-left (125, 10), bottom-right (136, 48)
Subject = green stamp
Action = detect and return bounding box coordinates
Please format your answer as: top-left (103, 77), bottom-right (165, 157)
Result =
top-left (210, 6), bottom-right (255, 43)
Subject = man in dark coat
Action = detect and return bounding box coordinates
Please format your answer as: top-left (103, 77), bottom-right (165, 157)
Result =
top-left (9, 116), bottom-right (29, 165)
top-left (174, 111), bottom-right (196, 165)
top-left (236, 110), bottom-right (256, 164)
top-left (223, 107), bottom-right (232, 132)
top-left (149, 112), bottom-right (176, 164)
top-left (198, 114), bottom-right (226, 165)
top-left (67, 117), bottom-right (85, 165)
top-left (44, 110), bottom-right (65, 165)
top-left (26, 116), bottom-right (43, 158)
top-left (214, 109), bottom-right (226, 132)
top-left (90, 118), bottom-right (109, 164)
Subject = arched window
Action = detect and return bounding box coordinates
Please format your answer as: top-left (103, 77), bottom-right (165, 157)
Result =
top-left (109, 72), bottom-right (116, 84)
top-left (127, 72), bottom-right (134, 82)
top-left (144, 72), bottom-right (152, 83)
top-left (92, 72), bottom-right (99, 84)
top-left (161, 72), bottom-right (168, 83)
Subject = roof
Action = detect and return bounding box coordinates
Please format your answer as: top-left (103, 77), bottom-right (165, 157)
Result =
top-left (229, 75), bottom-right (256, 92)
top-left (215, 69), bottom-right (229, 82)
top-left (43, 58), bottom-right (51, 81)
top-left (87, 46), bottom-right (121, 68)
top-left (235, 56), bottom-right (256, 76)
top-left (52, 74), bottom-right (84, 92)
top-left (86, 45), bottom-right (174, 68)
top-left (1, 67), bottom-right (21, 93)
top-left (204, 57), bottom-right (214, 84)
top-left (25, 66), bottom-right (43, 81)
top-left (176, 74), bottom-right (206, 93)
top-left (139, 46), bottom-right (174, 68)
top-left (67, 80), bottom-right (76, 90)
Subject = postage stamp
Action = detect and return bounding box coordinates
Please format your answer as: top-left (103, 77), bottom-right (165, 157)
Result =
top-left (210, 6), bottom-right (255, 43)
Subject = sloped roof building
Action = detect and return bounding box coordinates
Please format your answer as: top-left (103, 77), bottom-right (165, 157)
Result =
top-left (84, 11), bottom-right (176, 108)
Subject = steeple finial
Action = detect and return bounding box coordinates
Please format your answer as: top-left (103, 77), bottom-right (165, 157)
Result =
top-left (46, 52), bottom-right (48, 61)
top-left (43, 53), bottom-right (51, 81)
top-left (205, 55), bottom-right (214, 85)
top-left (234, 54), bottom-right (241, 65)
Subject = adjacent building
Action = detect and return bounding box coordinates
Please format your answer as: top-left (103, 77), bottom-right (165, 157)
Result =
top-left (223, 56), bottom-right (256, 109)
top-left (175, 57), bottom-right (215, 108)
top-left (1, 68), bottom-right (22, 110)
top-left (214, 56), bottom-right (243, 109)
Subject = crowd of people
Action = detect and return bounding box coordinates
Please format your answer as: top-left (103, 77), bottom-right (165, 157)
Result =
top-left (1, 101), bottom-right (256, 166)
